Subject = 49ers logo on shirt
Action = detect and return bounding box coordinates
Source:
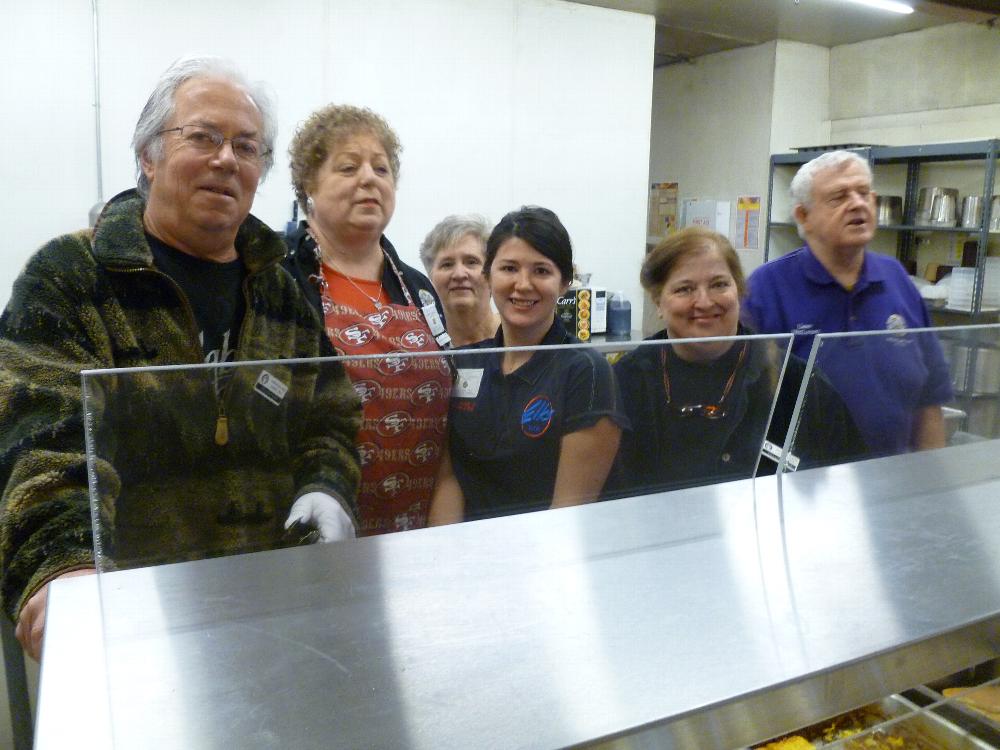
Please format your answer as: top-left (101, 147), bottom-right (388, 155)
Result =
top-left (357, 442), bottom-right (378, 466)
top-left (411, 380), bottom-right (444, 405)
top-left (400, 329), bottom-right (429, 349)
top-left (409, 440), bottom-right (440, 466)
top-left (378, 472), bottom-right (409, 498)
top-left (338, 323), bottom-right (375, 347)
top-left (366, 310), bottom-right (392, 329)
top-left (376, 353), bottom-right (411, 376)
top-left (376, 410), bottom-right (411, 437)
top-left (353, 380), bottom-right (382, 404)
top-left (521, 395), bottom-right (555, 438)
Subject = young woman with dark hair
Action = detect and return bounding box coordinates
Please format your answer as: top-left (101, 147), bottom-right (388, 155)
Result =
top-left (429, 207), bottom-right (625, 523)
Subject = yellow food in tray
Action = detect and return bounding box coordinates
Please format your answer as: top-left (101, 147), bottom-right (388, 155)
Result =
top-left (942, 685), bottom-right (1000, 723)
top-left (754, 704), bottom-right (947, 750)
top-left (760, 737), bottom-right (815, 749)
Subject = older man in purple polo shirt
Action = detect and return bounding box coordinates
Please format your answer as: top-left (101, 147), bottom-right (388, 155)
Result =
top-left (744, 150), bottom-right (951, 457)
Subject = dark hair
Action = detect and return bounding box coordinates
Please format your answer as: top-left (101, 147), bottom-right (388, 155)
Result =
top-left (641, 226), bottom-right (745, 302)
top-left (485, 206), bottom-right (573, 284)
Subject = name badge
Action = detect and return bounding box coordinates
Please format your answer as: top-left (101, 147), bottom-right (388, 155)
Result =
top-left (761, 439), bottom-right (800, 471)
top-left (418, 290), bottom-right (446, 337)
top-left (454, 368), bottom-right (483, 398)
top-left (254, 370), bottom-right (289, 406)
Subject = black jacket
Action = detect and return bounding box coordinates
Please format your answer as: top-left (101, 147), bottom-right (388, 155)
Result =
top-left (611, 328), bottom-right (867, 497)
top-left (283, 223), bottom-right (445, 325)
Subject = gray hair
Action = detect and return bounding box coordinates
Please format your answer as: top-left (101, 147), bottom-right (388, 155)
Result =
top-left (789, 150), bottom-right (872, 237)
top-left (132, 56), bottom-right (277, 198)
top-left (790, 150), bottom-right (872, 209)
top-left (419, 214), bottom-right (491, 273)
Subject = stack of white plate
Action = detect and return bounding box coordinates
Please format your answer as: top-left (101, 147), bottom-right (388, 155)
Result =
top-left (948, 267), bottom-right (975, 311)
top-left (984, 258), bottom-right (1000, 308)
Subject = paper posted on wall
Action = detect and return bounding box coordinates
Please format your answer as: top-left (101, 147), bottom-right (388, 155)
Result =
top-left (648, 182), bottom-right (678, 239)
top-left (736, 195), bottom-right (761, 250)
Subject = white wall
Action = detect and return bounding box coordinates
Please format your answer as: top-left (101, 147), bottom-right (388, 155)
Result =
top-left (769, 41), bottom-right (830, 156)
top-left (2, 0), bottom-right (654, 316)
top-left (1, 1), bottom-right (99, 311)
top-left (649, 41), bottom-right (776, 280)
top-left (830, 23), bottom-right (1000, 145)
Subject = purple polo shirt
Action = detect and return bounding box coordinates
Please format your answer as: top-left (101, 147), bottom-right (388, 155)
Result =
top-left (744, 245), bottom-right (953, 456)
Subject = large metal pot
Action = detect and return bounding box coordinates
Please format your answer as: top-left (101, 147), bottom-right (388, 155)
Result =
top-left (916, 187), bottom-right (959, 226)
top-left (876, 195), bottom-right (902, 226)
top-left (961, 195), bottom-right (983, 229)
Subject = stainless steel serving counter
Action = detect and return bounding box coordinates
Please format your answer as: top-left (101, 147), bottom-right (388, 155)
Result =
top-left (36, 440), bottom-right (1000, 749)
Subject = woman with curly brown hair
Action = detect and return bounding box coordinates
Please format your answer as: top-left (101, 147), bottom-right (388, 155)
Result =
top-left (286, 105), bottom-right (450, 536)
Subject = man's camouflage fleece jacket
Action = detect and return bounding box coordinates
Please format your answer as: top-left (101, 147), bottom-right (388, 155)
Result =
top-left (0, 190), bottom-right (362, 619)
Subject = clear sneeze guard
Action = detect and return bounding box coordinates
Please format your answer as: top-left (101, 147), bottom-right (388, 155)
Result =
top-left (74, 326), bottom-right (1000, 749)
top-left (786, 323), bottom-right (1000, 470)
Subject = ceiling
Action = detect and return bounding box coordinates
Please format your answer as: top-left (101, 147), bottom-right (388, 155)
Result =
top-left (568, 0), bottom-right (999, 66)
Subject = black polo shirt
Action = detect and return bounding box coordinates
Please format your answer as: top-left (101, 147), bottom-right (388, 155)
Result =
top-left (448, 318), bottom-right (623, 521)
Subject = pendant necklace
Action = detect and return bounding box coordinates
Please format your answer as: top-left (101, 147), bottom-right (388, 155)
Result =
top-left (661, 341), bottom-right (748, 419)
top-left (311, 232), bottom-right (385, 310)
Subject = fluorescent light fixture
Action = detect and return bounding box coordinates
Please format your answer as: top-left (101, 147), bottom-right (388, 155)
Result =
top-left (841, 0), bottom-right (914, 13)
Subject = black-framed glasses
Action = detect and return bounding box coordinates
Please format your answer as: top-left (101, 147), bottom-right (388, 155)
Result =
top-left (156, 124), bottom-right (271, 165)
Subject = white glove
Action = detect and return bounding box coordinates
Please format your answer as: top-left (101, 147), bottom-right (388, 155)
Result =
top-left (284, 492), bottom-right (356, 543)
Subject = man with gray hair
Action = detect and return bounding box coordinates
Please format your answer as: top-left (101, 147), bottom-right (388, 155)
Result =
top-left (744, 149), bottom-right (951, 458)
top-left (0, 57), bottom-right (361, 660)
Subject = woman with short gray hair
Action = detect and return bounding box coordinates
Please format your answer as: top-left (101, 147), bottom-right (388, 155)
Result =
top-left (419, 214), bottom-right (499, 346)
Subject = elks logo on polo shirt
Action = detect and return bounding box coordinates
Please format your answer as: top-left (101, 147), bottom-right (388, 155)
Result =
top-left (885, 313), bottom-right (913, 346)
top-left (338, 323), bottom-right (375, 347)
top-left (886, 314), bottom-right (907, 331)
top-left (521, 395), bottom-right (555, 438)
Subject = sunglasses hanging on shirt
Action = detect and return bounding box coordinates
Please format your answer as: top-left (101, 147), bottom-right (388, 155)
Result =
top-left (661, 341), bottom-right (748, 420)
